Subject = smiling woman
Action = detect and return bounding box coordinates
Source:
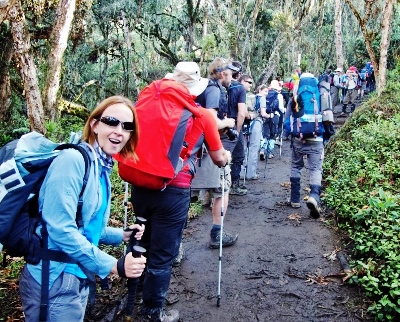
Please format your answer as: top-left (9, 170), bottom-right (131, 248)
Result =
top-left (18, 96), bottom-right (146, 322)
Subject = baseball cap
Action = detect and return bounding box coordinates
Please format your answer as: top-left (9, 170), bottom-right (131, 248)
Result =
top-left (225, 63), bottom-right (240, 72)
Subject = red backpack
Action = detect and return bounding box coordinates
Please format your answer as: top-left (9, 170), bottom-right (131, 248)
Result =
top-left (114, 79), bottom-right (202, 190)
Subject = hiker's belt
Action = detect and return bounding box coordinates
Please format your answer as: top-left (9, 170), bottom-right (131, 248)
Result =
top-left (169, 172), bottom-right (192, 188)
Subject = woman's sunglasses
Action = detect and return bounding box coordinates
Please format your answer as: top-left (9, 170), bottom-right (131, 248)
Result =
top-left (97, 116), bottom-right (135, 132)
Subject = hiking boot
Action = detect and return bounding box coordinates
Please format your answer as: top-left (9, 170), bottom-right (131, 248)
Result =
top-left (140, 309), bottom-right (179, 322)
top-left (209, 230), bottom-right (238, 249)
top-left (247, 174), bottom-right (259, 180)
top-left (230, 184), bottom-right (247, 195)
top-left (259, 151), bottom-right (265, 161)
top-left (306, 196), bottom-right (321, 219)
top-left (277, 200), bottom-right (301, 208)
top-left (290, 202), bottom-right (301, 208)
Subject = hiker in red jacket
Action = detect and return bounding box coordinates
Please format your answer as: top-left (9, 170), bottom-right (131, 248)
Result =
top-left (130, 62), bottom-right (231, 322)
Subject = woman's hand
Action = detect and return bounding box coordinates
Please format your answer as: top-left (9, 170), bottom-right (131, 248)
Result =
top-left (124, 253), bottom-right (146, 278)
top-left (111, 253), bottom-right (147, 278)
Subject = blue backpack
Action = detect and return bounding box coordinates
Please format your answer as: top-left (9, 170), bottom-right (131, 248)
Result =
top-left (265, 90), bottom-right (279, 113)
top-left (360, 69), bottom-right (367, 81)
top-left (286, 75), bottom-right (324, 139)
top-left (0, 132), bottom-right (90, 321)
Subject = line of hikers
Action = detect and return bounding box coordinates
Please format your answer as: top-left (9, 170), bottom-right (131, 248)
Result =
top-left (2, 57), bottom-right (375, 322)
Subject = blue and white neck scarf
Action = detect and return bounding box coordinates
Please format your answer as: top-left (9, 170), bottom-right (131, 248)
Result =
top-left (93, 141), bottom-right (114, 171)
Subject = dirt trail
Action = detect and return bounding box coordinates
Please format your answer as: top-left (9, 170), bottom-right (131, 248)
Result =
top-left (166, 112), bottom-right (368, 321)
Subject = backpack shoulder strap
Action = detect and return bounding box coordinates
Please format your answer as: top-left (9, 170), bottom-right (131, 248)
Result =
top-left (55, 144), bottom-right (91, 227)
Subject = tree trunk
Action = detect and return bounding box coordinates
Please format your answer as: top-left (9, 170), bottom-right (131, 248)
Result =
top-left (42, 0), bottom-right (76, 122)
top-left (0, 0), bottom-right (16, 24)
top-left (343, 0), bottom-right (395, 94)
top-left (377, 0), bottom-right (396, 93)
top-left (334, 0), bottom-right (344, 69)
top-left (199, 3), bottom-right (208, 68)
top-left (8, 0), bottom-right (45, 133)
top-left (244, 0), bottom-right (263, 74)
top-left (121, 10), bottom-right (141, 96)
top-left (315, 1), bottom-right (325, 72)
top-left (0, 31), bottom-right (13, 121)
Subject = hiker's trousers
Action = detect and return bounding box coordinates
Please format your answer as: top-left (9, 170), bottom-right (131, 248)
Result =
top-left (290, 139), bottom-right (324, 187)
top-left (20, 267), bottom-right (89, 322)
top-left (330, 86), bottom-right (339, 107)
top-left (231, 129), bottom-right (245, 183)
top-left (247, 118), bottom-right (263, 179)
top-left (131, 185), bottom-right (190, 314)
top-left (343, 88), bottom-right (357, 105)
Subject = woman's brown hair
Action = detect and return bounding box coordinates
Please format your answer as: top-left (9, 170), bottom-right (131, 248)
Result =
top-left (82, 96), bottom-right (139, 159)
top-left (256, 84), bottom-right (268, 94)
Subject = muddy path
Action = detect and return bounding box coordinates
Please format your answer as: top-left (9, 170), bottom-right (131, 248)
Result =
top-left (89, 104), bottom-right (372, 322)
top-left (164, 111), bottom-right (369, 322)
top-left (0, 103), bottom-right (371, 322)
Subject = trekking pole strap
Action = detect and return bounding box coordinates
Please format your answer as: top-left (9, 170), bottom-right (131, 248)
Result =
top-left (39, 223), bottom-right (50, 322)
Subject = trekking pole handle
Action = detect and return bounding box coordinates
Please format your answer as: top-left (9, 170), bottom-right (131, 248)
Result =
top-left (132, 245), bottom-right (146, 258)
top-left (124, 216), bottom-right (147, 253)
top-left (123, 216), bottom-right (147, 232)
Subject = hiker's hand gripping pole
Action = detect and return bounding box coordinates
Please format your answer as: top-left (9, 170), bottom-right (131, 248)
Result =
top-left (124, 217), bottom-right (146, 321)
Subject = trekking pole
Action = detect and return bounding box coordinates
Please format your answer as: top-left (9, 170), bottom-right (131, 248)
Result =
top-left (125, 216), bottom-right (147, 320)
top-left (112, 183), bottom-right (146, 322)
top-left (279, 119), bottom-right (284, 157)
top-left (112, 181), bottom-right (129, 322)
top-left (263, 141), bottom-right (269, 179)
top-left (263, 118), bottom-right (271, 179)
top-left (217, 166), bottom-right (226, 307)
top-left (243, 134), bottom-right (250, 186)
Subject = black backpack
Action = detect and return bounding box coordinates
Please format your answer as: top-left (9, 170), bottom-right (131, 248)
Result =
top-left (265, 90), bottom-right (279, 113)
top-left (0, 131), bottom-right (90, 321)
top-left (254, 95), bottom-right (261, 113)
top-left (206, 79), bottom-right (228, 120)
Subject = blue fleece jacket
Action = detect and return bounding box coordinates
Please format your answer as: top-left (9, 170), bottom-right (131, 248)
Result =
top-left (27, 143), bottom-right (122, 288)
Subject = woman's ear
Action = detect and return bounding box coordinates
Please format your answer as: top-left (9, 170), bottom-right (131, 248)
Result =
top-left (90, 119), bottom-right (98, 134)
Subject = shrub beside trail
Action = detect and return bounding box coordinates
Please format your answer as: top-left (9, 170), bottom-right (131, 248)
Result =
top-left (324, 79), bottom-right (400, 321)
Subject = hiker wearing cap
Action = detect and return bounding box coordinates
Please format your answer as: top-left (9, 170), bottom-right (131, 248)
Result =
top-left (129, 62), bottom-right (231, 322)
top-left (331, 68), bottom-right (343, 108)
top-left (191, 57), bottom-right (241, 249)
top-left (340, 69), bottom-right (358, 116)
top-left (227, 63), bottom-right (254, 195)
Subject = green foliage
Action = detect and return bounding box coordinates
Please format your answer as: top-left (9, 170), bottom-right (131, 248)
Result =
top-left (45, 115), bottom-right (86, 143)
top-left (109, 163), bottom-right (135, 225)
top-left (350, 190), bottom-right (400, 320)
top-left (324, 78), bottom-right (400, 320)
